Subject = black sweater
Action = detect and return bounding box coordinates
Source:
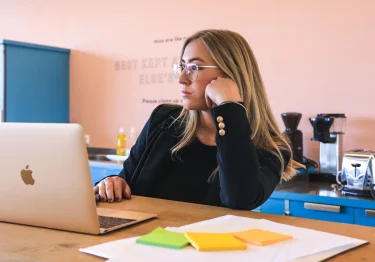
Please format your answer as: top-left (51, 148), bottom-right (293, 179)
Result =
top-left (100, 103), bottom-right (290, 210)
top-left (149, 137), bottom-right (218, 204)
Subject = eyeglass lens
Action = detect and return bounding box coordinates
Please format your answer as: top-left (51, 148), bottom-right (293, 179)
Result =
top-left (173, 64), bottom-right (199, 81)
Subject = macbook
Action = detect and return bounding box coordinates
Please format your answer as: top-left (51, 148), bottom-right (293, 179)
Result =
top-left (0, 122), bottom-right (157, 234)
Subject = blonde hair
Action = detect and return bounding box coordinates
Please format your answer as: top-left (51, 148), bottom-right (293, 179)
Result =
top-left (171, 29), bottom-right (304, 181)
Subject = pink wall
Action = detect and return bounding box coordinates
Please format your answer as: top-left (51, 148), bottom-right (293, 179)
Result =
top-left (0, 0), bottom-right (374, 163)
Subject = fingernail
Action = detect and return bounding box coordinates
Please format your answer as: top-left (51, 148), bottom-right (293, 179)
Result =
top-left (108, 198), bottom-right (113, 202)
top-left (101, 198), bottom-right (105, 202)
top-left (115, 197), bottom-right (119, 202)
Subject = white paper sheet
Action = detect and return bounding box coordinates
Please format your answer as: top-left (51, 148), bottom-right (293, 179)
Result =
top-left (79, 215), bottom-right (367, 262)
top-left (79, 237), bottom-right (137, 259)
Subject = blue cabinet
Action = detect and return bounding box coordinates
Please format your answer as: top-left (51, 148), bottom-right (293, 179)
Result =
top-left (262, 191), bottom-right (375, 227)
top-left (0, 39), bottom-right (70, 123)
top-left (260, 198), bottom-right (285, 215)
top-left (354, 208), bottom-right (375, 227)
top-left (289, 201), bottom-right (354, 224)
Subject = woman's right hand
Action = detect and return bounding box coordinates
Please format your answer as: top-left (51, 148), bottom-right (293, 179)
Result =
top-left (93, 176), bottom-right (131, 202)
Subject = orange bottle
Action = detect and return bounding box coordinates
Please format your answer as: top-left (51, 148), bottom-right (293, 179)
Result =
top-left (116, 127), bottom-right (126, 156)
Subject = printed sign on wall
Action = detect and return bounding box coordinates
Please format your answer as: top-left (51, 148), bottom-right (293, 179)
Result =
top-left (113, 35), bottom-right (189, 109)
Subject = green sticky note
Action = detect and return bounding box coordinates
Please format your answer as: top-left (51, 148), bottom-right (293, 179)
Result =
top-left (136, 227), bottom-right (190, 249)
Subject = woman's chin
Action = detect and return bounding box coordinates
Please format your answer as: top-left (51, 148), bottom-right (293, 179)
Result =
top-left (182, 100), bottom-right (209, 111)
top-left (181, 99), bottom-right (191, 109)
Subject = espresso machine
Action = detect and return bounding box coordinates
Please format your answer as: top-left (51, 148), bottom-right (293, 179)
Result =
top-left (309, 114), bottom-right (346, 182)
top-left (281, 112), bottom-right (303, 163)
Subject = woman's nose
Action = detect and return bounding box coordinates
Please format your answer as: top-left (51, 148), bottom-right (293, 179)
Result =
top-left (178, 70), bottom-right (190, 85)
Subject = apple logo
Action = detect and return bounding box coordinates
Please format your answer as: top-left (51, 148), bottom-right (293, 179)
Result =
top-left (21, 165), bottom-right (35, 185)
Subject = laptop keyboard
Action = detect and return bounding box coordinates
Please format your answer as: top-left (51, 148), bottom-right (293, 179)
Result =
top-left (98, 216), bottom-right (136, 229)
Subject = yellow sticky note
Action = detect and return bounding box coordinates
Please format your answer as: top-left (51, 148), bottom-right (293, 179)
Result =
top-left (184, 232), bottom-right (247, 251)
top-left (232, 228), bottom-right (293, 246)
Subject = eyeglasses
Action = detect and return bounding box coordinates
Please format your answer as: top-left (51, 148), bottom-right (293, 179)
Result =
top-left (172, 63), bottom-right (218, 81)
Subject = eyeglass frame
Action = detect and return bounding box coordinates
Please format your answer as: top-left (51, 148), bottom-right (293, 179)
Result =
top-left (173, 63), bottom-right (218, 81)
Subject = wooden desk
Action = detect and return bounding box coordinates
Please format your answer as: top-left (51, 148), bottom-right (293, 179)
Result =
top-left (1, 196), bottom-right (374, 261)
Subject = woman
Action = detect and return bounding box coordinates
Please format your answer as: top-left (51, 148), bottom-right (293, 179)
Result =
top-left (93, 29), bottom-right (303, 210)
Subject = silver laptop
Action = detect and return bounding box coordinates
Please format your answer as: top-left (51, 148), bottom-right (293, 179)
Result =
top-left (0, 122), bottom-right (157, 235)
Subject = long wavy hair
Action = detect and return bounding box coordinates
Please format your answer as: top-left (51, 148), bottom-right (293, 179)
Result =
top-left (170, 29), bottom-right (304, 181)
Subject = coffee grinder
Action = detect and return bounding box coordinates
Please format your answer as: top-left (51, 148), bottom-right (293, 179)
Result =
top-left (281, 112), bottom-right (303, 164)
top-left (309, 114), bottom-right (346, 182)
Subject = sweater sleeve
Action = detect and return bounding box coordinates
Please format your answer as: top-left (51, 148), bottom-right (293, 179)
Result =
top-left (211, 102), bottom-right (290, 210)
top-left (94, 103), bottom-right (181, 185)
top-left (119, 103), bottom-right (181, 183)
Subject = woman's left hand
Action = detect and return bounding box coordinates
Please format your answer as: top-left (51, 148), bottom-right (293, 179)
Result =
top-left (205, 77), bottom-right (242, 108)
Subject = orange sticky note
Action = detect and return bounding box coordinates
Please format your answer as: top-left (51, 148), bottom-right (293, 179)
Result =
top-left (232, 229), bottom-right (293, 246)
top-left (184, 232), bottom-right (247, 251)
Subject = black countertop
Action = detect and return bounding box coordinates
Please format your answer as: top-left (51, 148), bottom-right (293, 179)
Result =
top-left (276, 174), bottom-right (375, 202)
